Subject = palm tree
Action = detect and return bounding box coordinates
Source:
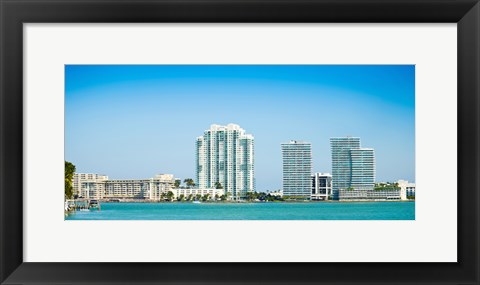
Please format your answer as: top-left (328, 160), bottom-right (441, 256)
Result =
top-left (184, 178), bottom-right (196, 189)
top-left (166, 191), bottom-right (175, 202)
top-left (65, 161), bottom-right (76, 199)
top-left (202, 194), bottom-right (210, 202)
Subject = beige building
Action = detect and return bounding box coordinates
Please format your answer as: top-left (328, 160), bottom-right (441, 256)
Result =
top-left (73, 173), bottom-right (108, 199)
top-left (73, 173), bottom-right (175, 200)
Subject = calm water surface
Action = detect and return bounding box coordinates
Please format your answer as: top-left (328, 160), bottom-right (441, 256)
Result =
top-left (65, 201), bottom-right (415, 220)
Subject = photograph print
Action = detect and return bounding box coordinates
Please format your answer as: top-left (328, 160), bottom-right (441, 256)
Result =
top-left (64, 65), bottom-right (415, 220)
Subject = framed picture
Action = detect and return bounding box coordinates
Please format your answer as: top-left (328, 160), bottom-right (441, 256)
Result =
top-left (1, 0), bottom-right (479, 284)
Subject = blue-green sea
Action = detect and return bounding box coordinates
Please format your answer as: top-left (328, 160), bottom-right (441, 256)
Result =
top-left (65, 201), bottom-right (415, 220)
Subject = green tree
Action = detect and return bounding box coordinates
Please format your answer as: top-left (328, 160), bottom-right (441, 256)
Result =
top-left (187, 194), bottom-right (193, 201)
top-left (184, 178), bottom-right (196, 189)
top-left (214, 194), bottom-right (219, 201)
top-left (220, 194), bottom-right (227, 201)
top-left (195, 194), bottom-right (202, 201)
top-left (177, 194), bottom-right (185, 202)
top-left (166, 191), bottom-right (175, 201)
top-left (160, 192), bottom-right (167, 201)
top-left (215, 182), bottom-right (223, 189)
top-left (202, 194), bottom-right (210, 202)
top-left (65, 161), bottom-right (76, 199)
top-left (174, 179), bottom-right (181, 188)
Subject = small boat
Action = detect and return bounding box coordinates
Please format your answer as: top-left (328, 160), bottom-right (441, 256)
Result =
top-left (192, 201), bottom-right (202, 204)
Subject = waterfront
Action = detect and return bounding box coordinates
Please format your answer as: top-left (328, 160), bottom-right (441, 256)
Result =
top-left (65, 201), bottom-right (415, 220)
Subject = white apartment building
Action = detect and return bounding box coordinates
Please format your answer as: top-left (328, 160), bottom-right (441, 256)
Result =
top-left (172, 188), bottom-right (225, 200)
top-left (196, 124), bottom-right (255, 200)
top-left (281, 140), bottom-right (312, 198)
top-left (311, 173), bottom-right (332, 200)
top-left (73, 173), bottom-right (108, 199)
top-left (397, 180), bottom-right (416, 200)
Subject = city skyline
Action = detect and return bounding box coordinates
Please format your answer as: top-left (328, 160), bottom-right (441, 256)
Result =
top-left (65, 65), bottom-right (415, 191)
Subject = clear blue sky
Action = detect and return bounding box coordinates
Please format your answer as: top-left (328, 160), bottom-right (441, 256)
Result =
top-left (65, 65), bottom-right (415, 191)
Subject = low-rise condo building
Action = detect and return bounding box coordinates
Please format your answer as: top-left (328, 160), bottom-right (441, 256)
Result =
top-left (337, 188), bottom-right (401, 201)
top-left (73, 173), bottom-right (175, 200)
top-left (397, 180), bottom-right (416, 199)
top-left (73, 173), bottom-right (109, 199)
top-left (172, 188), bottom-right (225, 200)
top-left (311, 173), bottom-right (332, 200)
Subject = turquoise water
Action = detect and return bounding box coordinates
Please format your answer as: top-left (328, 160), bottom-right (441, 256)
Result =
top-left (65, 201), bottom-right (415, 220)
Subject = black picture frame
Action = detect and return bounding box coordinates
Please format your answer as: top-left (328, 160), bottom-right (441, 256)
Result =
top-left (1, 0), bottom-right (479, 284)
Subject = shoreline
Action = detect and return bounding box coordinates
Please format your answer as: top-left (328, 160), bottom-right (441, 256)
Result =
top-left (96, 199), bottom-right (415, 204)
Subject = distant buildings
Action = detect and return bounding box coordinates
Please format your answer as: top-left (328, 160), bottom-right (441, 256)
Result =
top-left (330, 137), bottom-right (361, 193)
top-left (397, 180), bottom-right (416, 199)
top-left (72, 131), bottom-right (412, 203)
top-left (196, 124), bottom-right (255, 200)
top-left (73, 173), bottom-right (175, 200)
top-left (350, 148), bottom-right (375, 191)
top-left (73, 173), bottom-right (108, 199)
top-left (268, 189), bottom-right (283, 197)
top-left (281, 140), bottom-right (312, 198)
top-left (311, 173), bottom-right (332, 200)
top-left (172, 188), bottom-right (225, 200)
top-left (330, 137), bottom-right (376, 199)
top-left (336, 188), bottom-right (401, 201)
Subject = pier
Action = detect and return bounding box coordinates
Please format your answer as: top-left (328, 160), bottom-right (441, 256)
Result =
top-left (65, 199), bottom-right (101, 212)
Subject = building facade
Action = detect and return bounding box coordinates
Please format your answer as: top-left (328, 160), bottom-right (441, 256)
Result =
top-left (196, 124), bottom-right (255, 200)
top-left (281, 140), bottom-right (312, 198)
top-left (311, 172), bottom-right (332, 200)
top-left (172, 188), bottom-right (225, 200)
top-left (330, 137), bottom-right (361, 193)
top-left (104, 174), bottom-right (175, 200)
top-left (337, 189), bottom-right (401, 201)
top-left (350, 148), bottom-right (375, 190)
top-left (73, 173), bottom-right (109, 199)
top-left (330, 137), bottom-right (376, 199)
top-left (73, 173), bottom-right (175, 200)
top-left (397, 180), bottom-right (416, 199)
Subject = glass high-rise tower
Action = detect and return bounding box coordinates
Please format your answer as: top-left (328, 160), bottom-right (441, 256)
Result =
top-left (281, 140), bottom-right (312, 198)
top-left (330, 137), bottom-right (375, 193)
top-left (350, 148), bottom-right (375, 190)
top-left (196, 124), bottom-right (254, 200)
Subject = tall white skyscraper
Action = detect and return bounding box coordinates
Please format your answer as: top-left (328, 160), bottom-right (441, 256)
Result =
top-left (196, 124), bottom-right (254, 200)
top-left (281, 140), bottom-right (312, 198)
top-left (330, 137), bottom-right (375, 194)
